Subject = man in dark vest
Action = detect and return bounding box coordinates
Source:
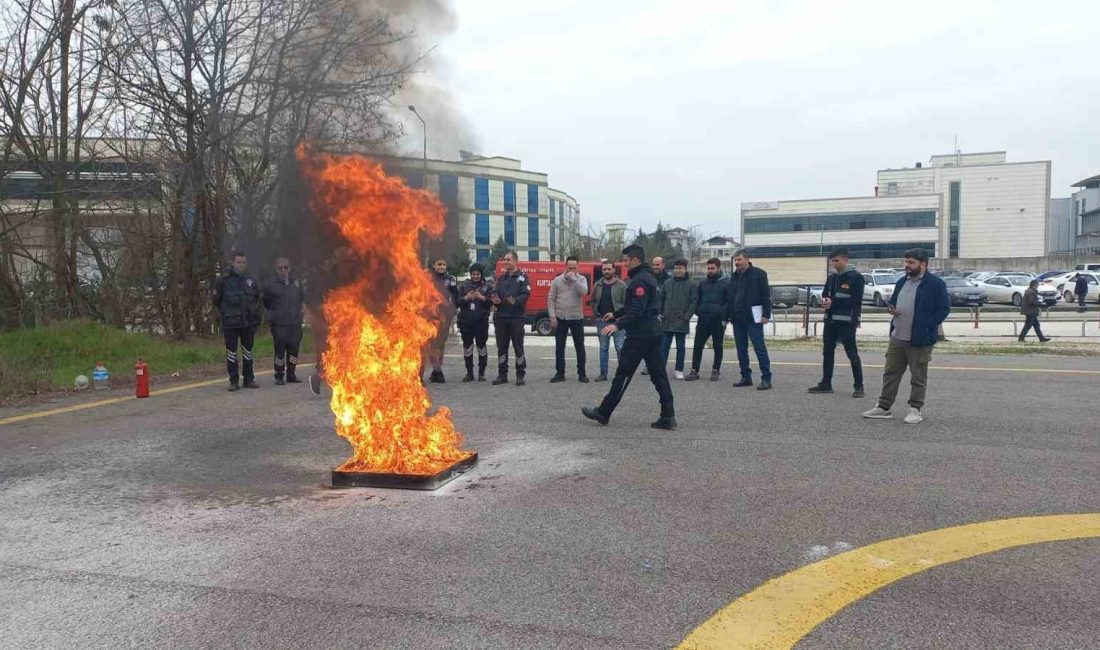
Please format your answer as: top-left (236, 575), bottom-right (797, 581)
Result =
top-left (491, 250), bottom-right (531, 386)
top-left (262, 257), bottom-right (305, 386)
top-left (582, 244), bottom-right (676, 430)
top-left (455, 263), bottom-right (494, 382)
top-left (809, 247), bottom-right (865, 397)
top-left (212, 251), bottom-right (261, 391)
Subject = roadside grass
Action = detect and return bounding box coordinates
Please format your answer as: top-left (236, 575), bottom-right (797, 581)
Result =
top-left (0, 320), bottom-right (314, 400)
top-left (745, 337), bottom-right (1100, 357)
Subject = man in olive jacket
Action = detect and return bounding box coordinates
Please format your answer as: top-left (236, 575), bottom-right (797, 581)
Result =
top-left (659, 258), bottom-right (698, 380)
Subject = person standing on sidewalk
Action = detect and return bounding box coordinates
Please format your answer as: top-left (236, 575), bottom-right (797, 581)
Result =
top-left (592, 261), bottom-right (626, 381)
top-left (1018, 279), bottom-right (1051, 343)
top-left (660, 259), bottom-right (697, 380)
top-left (1074, 273), bottom-right (1089, 312)
top-left (582, 244), bottom-right (676, 430)
top-left (491, 251), bottom-right (531, 386)
top-left (863, 248), bottom-right (951, 424)
top-left (212, 251), bottom-right (261, 391)
top-left (455, 263), bottom-right (494, 382)
top-left (727, 250), bottom-right (773, 390)
top-left (809, 247), bottom-right (865, 397)
top-left (549, 256), bottom-right (589, 383)
top-left (685, 258), bottom-right (728, 381)
top-left (262, 257), bottom-right (305, 386)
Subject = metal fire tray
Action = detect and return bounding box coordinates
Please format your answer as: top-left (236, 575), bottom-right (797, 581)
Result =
top-left (331, 453), bottom-right (478, 490)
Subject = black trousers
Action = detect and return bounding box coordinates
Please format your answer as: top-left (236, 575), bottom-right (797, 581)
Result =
top-left (821, 321), bottom-right (863, 388)
top-left (224, 326), bottom-right (255, 383)
top-left (1020, 314), bottom-right (1045, 340)
top-left (1077, 293), bottom-right (1087, 310)
top-left (272, 324), bottom-right (303, 380)
top-left (554, 319), bottom-right (587, 377)
top-left (691, 316), bottom-right (725, 371)
top-left (459, 319), bottom-right (490, 376)
top-left (495, 318), bottom-right (526, 376)
top-left (597, 334), bottom-right (675, 419)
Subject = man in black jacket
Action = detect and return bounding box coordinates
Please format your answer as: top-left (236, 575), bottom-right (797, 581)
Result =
top-left (492, 250), bottom-right (531, 386)
top-left (262, 257), bottom-right (305, 386)
top-left (809, 247), bottom-right (865, 397)
top-left (685, 258), bottom-right (729, 381)
top-left (582, 245), bottom-right (676, 430)
top-left (1074, 273), bottom-right (1090, 312)
top-left (456, 263), bottom-right (494, 382)
top-left (727, 249), bottom-right (773, 390)
top-left (212, 251), bottom-right (261, 391)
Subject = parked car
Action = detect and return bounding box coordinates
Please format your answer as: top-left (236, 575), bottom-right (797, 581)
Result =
top-left (1074, 263), bottom-right (1100, 272)
top-left (943, 277), bottom-right (987, 306)
top-left (770, 284), bottom-right (801, 308)
top-left (799, 284), bottom-right (825, 307)
top-left (862, 272), bottom-right (901, 306)
top-left (968, 271), bottom-right (998, 283)
top-left (1035, 269), bottom-right (1070, 281)
top-left (1044, 271), bottom-right (1100, 303)
top-left (981, 274), bottom-right (1058, 307)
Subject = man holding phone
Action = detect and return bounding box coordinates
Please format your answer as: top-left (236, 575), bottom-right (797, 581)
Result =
top-left (809, 247), bottom-right (864, 397)
top-left (862, 248), bottom-right (950, 424)
top-left (548, 256), bottom-right (589, 383)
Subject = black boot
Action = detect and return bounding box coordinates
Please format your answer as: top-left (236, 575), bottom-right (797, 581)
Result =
top-left (582, 406), bottom-right (609, 425)
top-left (462, 371), bottom-right (475, 382)
top-left (651, 417), bottom-right (677, 430)
top-left (491, 375), bottom-right (509, 386)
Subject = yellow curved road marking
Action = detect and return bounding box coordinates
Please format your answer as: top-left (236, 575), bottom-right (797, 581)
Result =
top-left (679, 513), bottom-right (1100, 649)
top-left (0, 364), bottom-right (314, 427)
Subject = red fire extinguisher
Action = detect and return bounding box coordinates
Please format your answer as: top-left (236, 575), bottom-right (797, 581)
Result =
top-left (135, 358), bottom-right (150, 398)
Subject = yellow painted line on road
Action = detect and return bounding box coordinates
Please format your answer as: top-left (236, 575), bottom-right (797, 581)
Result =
top-left (0, 364), bottom-right (315, 427)
top-left (678, 513), bottom-right (1100, 649)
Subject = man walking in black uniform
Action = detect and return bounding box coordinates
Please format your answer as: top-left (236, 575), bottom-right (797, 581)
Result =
top-left (809, 247), bottom-right (865, 397)
top-left (456, 263), bottom-right (493, 382)
top-left (582, 245), bottom-right (676, 430)
top-left (263, 256), bottom-right (305, 386)
top-left (212, 251), bottom-right (261, 391)
top-left (492, 250), bottom-right (531, 386)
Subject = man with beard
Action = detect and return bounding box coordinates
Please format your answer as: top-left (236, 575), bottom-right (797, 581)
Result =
top-left (424, 258), bottom-right (459, 384)
top-left (548, 256), bottom-right (589, 383)
top-left (455, 263), bottom-right (494, 382)
top-left (727, 249), bottom-right (773, 390)
top-left (262, 256), bottom-right (305, 386)
top-left (491, 250), bottom-right (531, 386)
top-left (591, 260), bottom-right (626, 381)
top-left (685, 258), bottom-right (728, 381)
top-left (660, 258), bottom-right (698, 380)
top-left (582, 245), bottom-right (676, 430)
top-left (863, 248), bottom-right (950, 425)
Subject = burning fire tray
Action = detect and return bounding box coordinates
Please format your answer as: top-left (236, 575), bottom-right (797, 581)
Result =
top-left (331, 453), bottom-right (478, 491)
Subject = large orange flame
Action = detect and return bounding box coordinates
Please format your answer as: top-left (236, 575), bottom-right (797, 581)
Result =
top-left (299, 146), bottom-right (473, 475)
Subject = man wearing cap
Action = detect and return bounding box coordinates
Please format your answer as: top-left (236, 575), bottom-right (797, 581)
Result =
top-left (862, 248), bottom-right (950, 425)
top-left (809, 247), bottom-right (865, 397)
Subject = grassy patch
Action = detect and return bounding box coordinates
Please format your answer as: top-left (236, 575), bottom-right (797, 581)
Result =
top-left (744, 337), bottom-right (1100, 357)
top-left (0, 320), bottom-right (314, 400)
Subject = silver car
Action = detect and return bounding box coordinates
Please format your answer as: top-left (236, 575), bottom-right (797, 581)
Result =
top-left (981, 275), bottom-right (1058, 307)
top-left (862, 273), bottom-right (901, 306)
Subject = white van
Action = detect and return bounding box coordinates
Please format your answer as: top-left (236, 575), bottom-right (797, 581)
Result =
top-left (1074, 263), bottom-right (1100, 272)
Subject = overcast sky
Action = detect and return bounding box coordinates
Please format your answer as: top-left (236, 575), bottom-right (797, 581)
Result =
top-left (421, 0), bottom-right (1099, 239)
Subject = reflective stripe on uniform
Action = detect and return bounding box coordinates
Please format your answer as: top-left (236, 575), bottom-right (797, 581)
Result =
top-left (831, 314), bottom-right (853, 322)
top-left (834, 292), bottom-right (850, 298)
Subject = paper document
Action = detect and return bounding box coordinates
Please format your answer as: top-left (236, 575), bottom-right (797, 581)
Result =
top-left (751, 305), bottom-right (763, 324)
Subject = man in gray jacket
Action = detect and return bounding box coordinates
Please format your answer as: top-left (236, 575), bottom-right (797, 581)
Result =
top-left (549, 256), bottom-right (590, 382)
top-left (591, 260), bottom-right (626, 381)
top-left (659, 258), bottom-right (698, 380)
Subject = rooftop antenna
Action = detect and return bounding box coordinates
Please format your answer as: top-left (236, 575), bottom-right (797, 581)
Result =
top-left (954, 133), bottom-right (961, 165)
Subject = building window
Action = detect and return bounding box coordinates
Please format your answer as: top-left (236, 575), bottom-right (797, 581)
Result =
top-left (550, 223), bottom-right (557, 251)
top-left (528, 250), bottom-right (539, 261)
top-left (747, 242), bottom-right (938, 259)
top-left (549, 199), bottom-right (556, 224)
top-left (949, 181), bottom-right (961, 258)
top-left (528, 217), bottom-right (539, 247)
top-left (886, 181), bottom-right (898, 196)
top-left (476, 248), bottom-right (489, 263)
top-left (527, 184), bottom-right (539, 214)
top-left (475, 213), bottom-right (490, 246)
top-left (504, 181), bottom-right (515, 213)
top-left (743, 210), bottom-right (937, 234)
top-left (474, 177), bottom-right (489, 210)
top-left (504, 216), bottom-right (515, 246)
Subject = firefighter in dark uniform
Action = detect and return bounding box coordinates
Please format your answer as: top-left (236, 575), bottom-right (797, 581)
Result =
top-left (212, 251), bottom-right (261, 391)
top-left (456, 262), bottom-right (494, 382)
top-left (809, 246), bottom-right (865, 397)
top-left (424, 258), bottom-right (459, 383)
top-left (262, 256), bottom-right (305, 386)
top-left (582, 244), bottom-right (677, 430)
top-left (491, 250), bottom-right (531, 386)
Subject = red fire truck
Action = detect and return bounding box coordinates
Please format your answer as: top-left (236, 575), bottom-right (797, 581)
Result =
top-left (493, 260), bottom-right (628, 335)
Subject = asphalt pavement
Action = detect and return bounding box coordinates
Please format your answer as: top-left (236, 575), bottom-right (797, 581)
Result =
top-left (2, 344), bottom-right (1099, 648)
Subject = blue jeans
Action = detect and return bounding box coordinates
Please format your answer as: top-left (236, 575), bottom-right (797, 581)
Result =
top-left (661, 331), bottom-right (687, 372)
top-left (733, 321), bottom-right (772, 381)
top-left (598, 329), bottom-right (625, 376)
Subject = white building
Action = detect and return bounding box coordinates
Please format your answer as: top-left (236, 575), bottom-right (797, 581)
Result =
top-left (380, 154), bottom-right (580, 263)
top-left (741, 151), bottom-right (1052, 262)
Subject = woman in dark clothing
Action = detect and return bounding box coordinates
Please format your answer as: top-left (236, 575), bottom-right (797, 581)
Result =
top-left (1018, 280), bottom-right (1051, 343)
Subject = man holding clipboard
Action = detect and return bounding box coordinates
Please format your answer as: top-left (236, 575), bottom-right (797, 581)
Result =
top-left (726, 249), bottom-right (773, 390)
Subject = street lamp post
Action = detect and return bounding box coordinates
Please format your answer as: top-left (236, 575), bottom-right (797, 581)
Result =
top-left (408, 105), bottom-right (429, 265)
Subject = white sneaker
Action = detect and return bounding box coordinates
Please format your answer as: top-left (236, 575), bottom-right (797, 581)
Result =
top-left (903, 407), bottom-right (923, 424)
top-left (675, 371), bottom-right (685, 380)
top-left (862, 406), bottom-right (893, 419)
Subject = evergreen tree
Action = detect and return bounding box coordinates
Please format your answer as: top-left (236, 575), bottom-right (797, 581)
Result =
top-left (486, 236), bottom-right (510, 275)
top-left (449, 239), bottom-right (472, 276)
